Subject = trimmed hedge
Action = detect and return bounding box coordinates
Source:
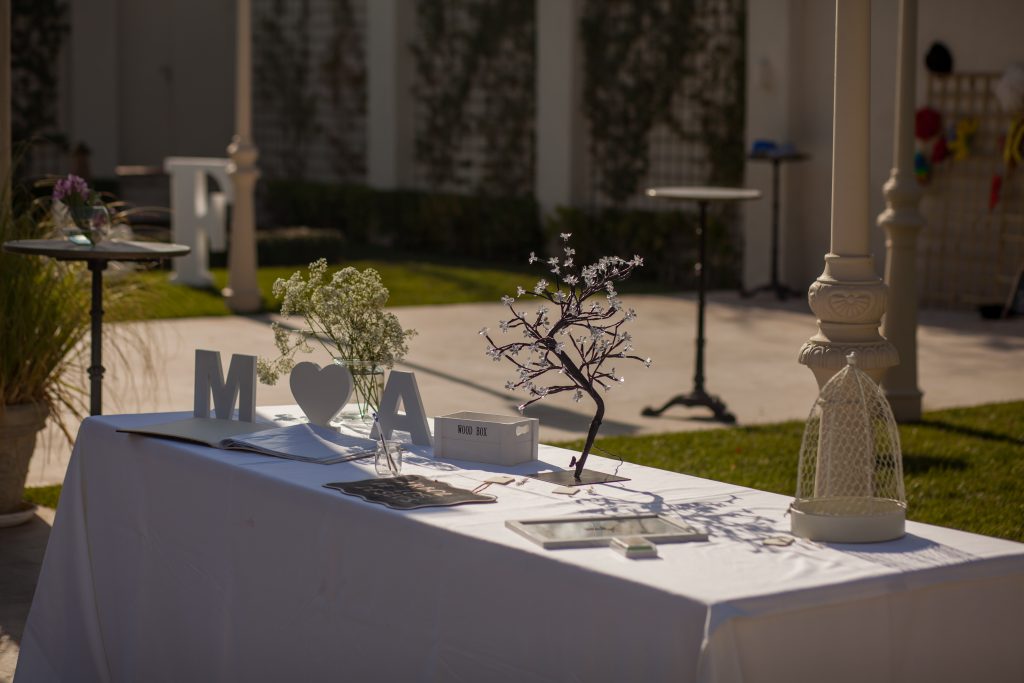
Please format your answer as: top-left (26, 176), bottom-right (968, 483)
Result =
top-left (208, 226), bottom-right (347, 268)
top-left (543, 206), bottom-right (740, 289)
top-left (261, 180), bottom-right (543, 264)
top-left (258, 179), bottom-right (740, 287)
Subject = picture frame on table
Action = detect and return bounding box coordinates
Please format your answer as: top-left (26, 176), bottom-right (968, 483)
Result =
top-left (506, 514), bottom-right (706, 550)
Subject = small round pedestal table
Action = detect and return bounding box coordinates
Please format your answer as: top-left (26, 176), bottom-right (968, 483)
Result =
top-left (743, 150), bottom-right (808, 300)
top-left (641, 186), bottom-right (761, 424)
top-left (2, 239), bottom-right (191, 415)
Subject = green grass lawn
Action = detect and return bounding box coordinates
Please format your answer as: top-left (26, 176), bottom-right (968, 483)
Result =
top-left (550, 401), bottom-right (1024, 543)
top-left (26, 401), bottom-right (1024, 542)
top-left (113, 262), bottom-right (532, 320)
top-left (109, 258), bottom-right (672, 322)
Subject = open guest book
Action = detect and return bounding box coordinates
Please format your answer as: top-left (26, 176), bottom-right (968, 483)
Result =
top-left (118, 418), bottom-right (379, 465)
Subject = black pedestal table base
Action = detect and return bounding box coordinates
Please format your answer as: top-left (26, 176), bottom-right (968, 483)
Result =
top-left (742, 152), bottom-right (808, 301)
top-left (1, 239), bottom-right (191, 415)
top-left (641, 187), bottom-right (761, 424)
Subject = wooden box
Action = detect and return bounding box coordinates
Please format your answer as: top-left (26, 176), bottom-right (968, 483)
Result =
top-left (433, 412), bottom-right (539, 466)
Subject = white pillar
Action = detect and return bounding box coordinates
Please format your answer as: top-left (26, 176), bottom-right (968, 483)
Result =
top-left (535, 0), bottom-right (584, 214)
top-left (224, 0), bottom-right (262, 314)
top-left (366, 0), bottom-right (415, 189)
top-left (878, 0), bottom-right (924, 421)
top-left (799, 0), bottom-right (898, 388)
top-left (743, 0), bottom-right (793, 290)
top-left (0, 0), bottom-right (10, 191)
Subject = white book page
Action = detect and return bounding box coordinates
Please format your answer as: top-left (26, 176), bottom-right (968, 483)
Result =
top-left (221, 423), bottom-right (378, 463)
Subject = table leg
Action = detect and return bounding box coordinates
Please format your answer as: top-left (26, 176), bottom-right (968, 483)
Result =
top-left (694, 200), bottom-right (707, 394)
top-left (742, 158), bottom-right (803, 300)
top-left (770, 158), bottom-right (781, 296)
top-left (643, 201), bottom-right (735, 423)
top-left (88, 261), bottom-right (106, 416)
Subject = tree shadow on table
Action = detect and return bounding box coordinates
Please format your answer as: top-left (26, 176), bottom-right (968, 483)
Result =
top-left (556, 484), bottom-right (786, 553)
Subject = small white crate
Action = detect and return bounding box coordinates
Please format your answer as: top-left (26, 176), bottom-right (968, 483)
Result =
top-left (433, 412), bottom-right (539, 466)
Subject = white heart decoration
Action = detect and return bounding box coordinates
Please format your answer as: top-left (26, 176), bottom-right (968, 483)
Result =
top-left (288, 362), bottom-right (354, 426)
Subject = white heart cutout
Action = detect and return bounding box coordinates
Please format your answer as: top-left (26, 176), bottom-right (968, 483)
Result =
top-left (289, 362), bottom-right (354, 426)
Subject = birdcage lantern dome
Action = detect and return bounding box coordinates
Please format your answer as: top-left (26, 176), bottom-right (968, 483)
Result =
top-left (791, 351), bottom-right (907, 542)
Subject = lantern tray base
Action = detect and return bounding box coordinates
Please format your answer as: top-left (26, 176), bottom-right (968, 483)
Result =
top-left (791, 497), bottom-right (906, 543)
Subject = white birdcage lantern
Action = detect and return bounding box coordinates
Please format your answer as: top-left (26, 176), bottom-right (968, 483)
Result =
top-left (791, 352), bottom-right (907, 542)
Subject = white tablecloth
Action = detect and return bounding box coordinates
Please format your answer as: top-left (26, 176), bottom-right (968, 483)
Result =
top-left (16, 410), bottom-right (1024, 682)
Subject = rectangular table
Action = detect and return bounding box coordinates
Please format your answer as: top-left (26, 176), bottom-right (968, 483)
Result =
top-left (16, 410), bottom-right (1024, 682)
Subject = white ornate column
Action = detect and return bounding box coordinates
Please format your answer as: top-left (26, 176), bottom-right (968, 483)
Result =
top-left (878, 0), bottom-right (924, 421)
top-left (799, 0), bottom-right (898, 388)
top-left (224, 0), bottom-right (262, 314)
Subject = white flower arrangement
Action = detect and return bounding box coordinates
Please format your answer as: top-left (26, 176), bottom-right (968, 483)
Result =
top-left (481, 233), bottom-right (651, 479)
top-left (257, 260), bottom-right (416, 404)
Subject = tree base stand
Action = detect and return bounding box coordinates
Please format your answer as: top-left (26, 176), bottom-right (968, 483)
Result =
top-left (529, 470), bottom-right (629, 487)
top-left (642, 389), bottom-right (736, 424)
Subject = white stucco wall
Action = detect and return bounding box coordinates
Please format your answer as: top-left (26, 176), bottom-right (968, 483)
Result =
top-left (67, 0), bottom-right (235, 177)
top-left (744, 0), bottom-right (1024, 296)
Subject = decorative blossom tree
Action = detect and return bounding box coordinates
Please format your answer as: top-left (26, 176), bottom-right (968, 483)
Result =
top-left (481, 233), bottom-right (651, 480)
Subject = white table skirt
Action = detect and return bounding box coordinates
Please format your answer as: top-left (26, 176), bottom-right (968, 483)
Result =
top-left (16, 410), bottom-right (1024, 682)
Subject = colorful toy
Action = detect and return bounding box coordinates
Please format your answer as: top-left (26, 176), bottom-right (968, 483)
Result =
top-left (947, 117), bottom-right (979, 161)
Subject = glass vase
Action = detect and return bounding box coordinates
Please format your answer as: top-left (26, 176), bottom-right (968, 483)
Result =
top-left (65, 204), bottom-right (111, 245)
top-left (374, 440), bottom-right (403, 477)
top-left (333, 358), bottom-right (385, 422)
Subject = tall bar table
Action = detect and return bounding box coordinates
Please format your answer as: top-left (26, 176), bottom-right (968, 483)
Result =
top-left (2, 239), bottom-right (190, 415)
top-left (742, 149), bottom-right (808, 300)
top-left (642, 187), bottom-right (761, 424)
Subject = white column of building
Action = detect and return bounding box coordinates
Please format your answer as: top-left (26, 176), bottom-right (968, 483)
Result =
top-left (224, 0), bottom-right (262, 313)
top-left (743, 0), bottom-right (792, 290)
top-left (878, 0), bottom-right (924, 421)
top-left (799, 0), bottom-right (898, 387)
top-left (535, 0), bottom-right (584, 215)
top-left (366, 0), bottom-right (415, 189)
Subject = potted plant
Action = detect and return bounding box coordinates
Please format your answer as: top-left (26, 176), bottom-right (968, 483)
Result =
top-left (0, 179), bottom-right (91, 525)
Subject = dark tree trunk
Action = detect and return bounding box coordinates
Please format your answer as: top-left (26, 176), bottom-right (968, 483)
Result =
top-left (551, 348), bottom-right (606, 480)
top-left (574, 392), bottom-right (604, 479)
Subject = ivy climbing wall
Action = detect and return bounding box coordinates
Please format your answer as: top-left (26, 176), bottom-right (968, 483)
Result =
top-left (252, 0), bottom-right (367, 183)
top-left (410, 0), bottom-right (536, 197)
top-left (920, 72), bottom-right (1024, 309)
top-left (407, 0), bottom-right (744, 208)
top-left (581, 0), bottom-right (746, 211)
top-left (250, 0), bottom-right (745, 214)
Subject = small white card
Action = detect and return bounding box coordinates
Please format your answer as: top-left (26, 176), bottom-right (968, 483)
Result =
top-left (485, 475), bottom-right (516, 485)
top-left (552, 486), bottom-right (578, 496)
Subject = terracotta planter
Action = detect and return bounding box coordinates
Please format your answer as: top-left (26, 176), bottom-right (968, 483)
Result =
top-left (0, 402), bottom-right (49, 515)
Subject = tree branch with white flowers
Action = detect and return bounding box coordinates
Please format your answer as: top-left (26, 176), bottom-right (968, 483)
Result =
top-left (481, 233), bottom-right (651, 479)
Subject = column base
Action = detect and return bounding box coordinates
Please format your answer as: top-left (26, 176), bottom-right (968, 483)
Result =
top-left (882, 388), bottom-right (922, 422)
top-left (223, 287), bottom-right (263, 314)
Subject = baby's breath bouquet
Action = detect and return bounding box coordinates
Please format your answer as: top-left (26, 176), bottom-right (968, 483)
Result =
top-left (257, 259), bottom-right (416, 418)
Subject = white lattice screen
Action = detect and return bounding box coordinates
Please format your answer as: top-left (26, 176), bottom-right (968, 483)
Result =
top-left (920, 72), bottom-right (1024, 308)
